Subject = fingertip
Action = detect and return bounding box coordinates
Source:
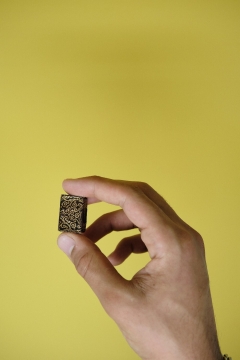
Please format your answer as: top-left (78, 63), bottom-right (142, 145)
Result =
top-left (57, 233), bottom-right (75, 257)
top-left (62, 178), bottom-right (73, 190)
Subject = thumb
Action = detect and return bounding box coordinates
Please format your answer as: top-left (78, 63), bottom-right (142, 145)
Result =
top-left (57, 233), bottom-right (127, 307)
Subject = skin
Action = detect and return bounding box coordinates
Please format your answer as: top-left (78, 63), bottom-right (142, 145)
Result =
top-left (57, 176), bottom-right (222, 360)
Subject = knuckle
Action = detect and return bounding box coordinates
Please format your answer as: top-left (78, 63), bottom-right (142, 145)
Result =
top-left (90, 175), bottom-right (101, 180)
top-left (175, 227), bottom-right (195, 251)
top-left (120, 236), bottom-right (131, 245)
top-left (128, 183), bottom-right (144, 195)
top-left (138, 181), bottom-right (151, 192)
top-left (178, 228), bottom-right (193, 243)
top-left (132, 181), bottom-right (149, 191)
top-left (98, 212), bottom-right (110, 223)
top-left (194, 231), bottom-right (206, 253)
top-left (89, 175), bottom-right (102, 184)
top-left (177, 227), bottom-right (205, 257)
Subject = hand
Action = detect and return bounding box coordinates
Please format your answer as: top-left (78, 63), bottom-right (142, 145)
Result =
top-left (57, 176), bottom-right (222, 360)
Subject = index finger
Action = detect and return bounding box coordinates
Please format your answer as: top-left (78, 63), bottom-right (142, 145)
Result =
top-left (62, 176), bottom-right (175, 257)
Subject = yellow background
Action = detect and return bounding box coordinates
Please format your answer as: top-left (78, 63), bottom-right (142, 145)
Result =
top-left (0, 0), bottom-right (239, 359)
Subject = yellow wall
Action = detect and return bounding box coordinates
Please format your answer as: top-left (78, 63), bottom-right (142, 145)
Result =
top-left (0, 1), bottom-right (239, 359)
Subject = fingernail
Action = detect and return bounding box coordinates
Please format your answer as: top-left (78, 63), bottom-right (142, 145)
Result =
top-left (58, 234), bottom-right (75, 256)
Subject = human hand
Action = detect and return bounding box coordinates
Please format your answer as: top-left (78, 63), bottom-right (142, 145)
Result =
top-left (57, 176), bottom-right (222, 360)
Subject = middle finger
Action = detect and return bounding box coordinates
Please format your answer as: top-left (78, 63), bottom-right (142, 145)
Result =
top-left (85, 209), bottom-right (135, 242)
